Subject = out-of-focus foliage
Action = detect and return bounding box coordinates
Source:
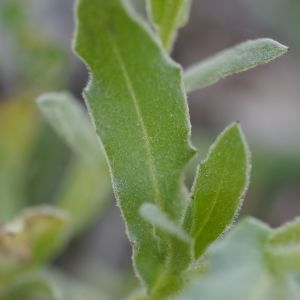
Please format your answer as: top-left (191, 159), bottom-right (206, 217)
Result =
top-left (0, 0), bottom-right (68, 90)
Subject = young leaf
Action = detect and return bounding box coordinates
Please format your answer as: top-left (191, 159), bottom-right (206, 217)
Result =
top-left (140, 203), bottom-right (190, 243)
top-left (265, 218), bottom-right (300, 273)
top-left (37, 92), bottom-right (111, 233)
top-left (184, 123), bottom-right (250, 259)
top-left (147, 0), bottom-right (191, 52)
top-left (75, 0), bottom-right (195, 296)
top-left (184, 39), bottom-right (288, 93)
top-left (177, 218), bottom-right (300, 300)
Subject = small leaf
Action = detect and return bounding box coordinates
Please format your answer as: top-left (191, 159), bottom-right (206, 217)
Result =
top-left (184, 38), bottom-right (288, 92)
top-left (147, 0), bottom-right (191, 51)
top-left (265, 218), bottom-right (300, 273)
top-left (140, 203), bottom-right (190, 243)
top-left (0, 206), bottom-right (70, 267)
top-left (177, 218), bottom-right (300, 300)
top-left (184, 123), bottom-right (250, 258)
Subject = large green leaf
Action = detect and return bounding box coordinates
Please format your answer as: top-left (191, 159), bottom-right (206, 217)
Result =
top-left (184, 123), bottom-right (250, 258)
top-left (177, 218), bottom-right (299, 300)
top-left (147, 0), bottom-right (191, 51)
top-left (75, 0), bottom-right (195, 297)
top-left (265, 218), bottom-right (300, 273)
top-left (37, 92), bottom-right (111, 233)
top-left (184, 39), bottom-right (288, 93)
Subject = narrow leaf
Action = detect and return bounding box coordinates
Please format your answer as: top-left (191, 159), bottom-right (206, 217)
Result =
top-left (37, 92), bottom-right (102, 165)
top-left (37, 92), bottom-right (111, 233)
top-left (75, 0), bottom-right (195, 296)
top-left (147, 0), bottom-right (191, 51)
top-left (184, 38), bottom-right (288, 92)
top-left (140, 203), bottom-right (190, 243)
top-left (265, 218), bottom-right (300, 273)
top-left (184, 123), bottom-right (250, 258)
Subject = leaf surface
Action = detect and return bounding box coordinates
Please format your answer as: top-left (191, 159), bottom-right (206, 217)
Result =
top-left (184, 39), bottom-right (288, 92)
top-left (37, 92), bottom-right (111, 233)
top-left (75, 0), bottom-right (195, 296)
top-left (177, 218), bottom-right (299, 300)
top-left (147, 0), bottom-right (191, 51)
top-left (184, 123), bottom-right (250, 258)
top-left (265, 218), bottom-right (300, 273)
top-left (140, 203), bottom-right (190, 243)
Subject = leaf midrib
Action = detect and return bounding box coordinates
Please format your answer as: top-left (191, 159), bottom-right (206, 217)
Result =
top-left (192, 154), bottom-right (229, 240)
top-left (106, 30), bottom-right (164, 210)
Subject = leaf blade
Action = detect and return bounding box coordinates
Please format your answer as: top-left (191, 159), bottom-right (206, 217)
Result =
top-left (140, 203), bottom-right (190, 243)
top-left (265, 217), bottom-right (300, 273)
top-left (37, 92), bottom-right (111, 233)
top-left (147, 0), bottom-right (191, 51)
top-left (184, 123), bottom-right (250, 258)
top-left (75, 0), bottom-right (195, 296)
top-left (184, 39), bottom-right (288, 92)
top-left (176, 218), bottom-right (300, 300)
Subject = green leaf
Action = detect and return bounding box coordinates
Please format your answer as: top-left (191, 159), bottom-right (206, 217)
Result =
top-left (37, 92), bottom-right (111, 233)
top-left (147, 0), bottom-right (191, 51)
top-left (184, 38), bottom-right (288, 92)
top-left (4, 272), bottom-right (61, 300)
top-left (265, 218), bottom-right (300, 273)
top-left (184, 123), bottom-right (250, 258)
top-left (37, 92), bottom-right (103, 165)
top-left (140, 203), bottom-right (190, 243)
top-left (0, 206), bottom-right (70, 270)
top-left (177, 218), bottom-right (299, 300)
top-left (0, 97), bottom-right (39, 219)
top-left (75, 0), bottom-right (195, 297)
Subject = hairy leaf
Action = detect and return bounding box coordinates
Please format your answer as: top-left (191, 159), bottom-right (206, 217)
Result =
top-left (75, 0), bottom-right (195, 296)
top-left (184, 123), bottom-right (250, 258)
top-left (147, 0), bottom-right (191, 51)
top-left (184, 39), bottom-right (288, 92)
top-left (37, 92), bottom-right (111, 233)
top-left (140, 203), bottom-right (190, 243)
top-left (265, 218), bottom-right (300, 273)
top-left (177, 218), bottom-right (299, 300)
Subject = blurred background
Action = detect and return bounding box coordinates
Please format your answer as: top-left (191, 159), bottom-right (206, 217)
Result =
top-left (1, 0), bottom-right (300, 298)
